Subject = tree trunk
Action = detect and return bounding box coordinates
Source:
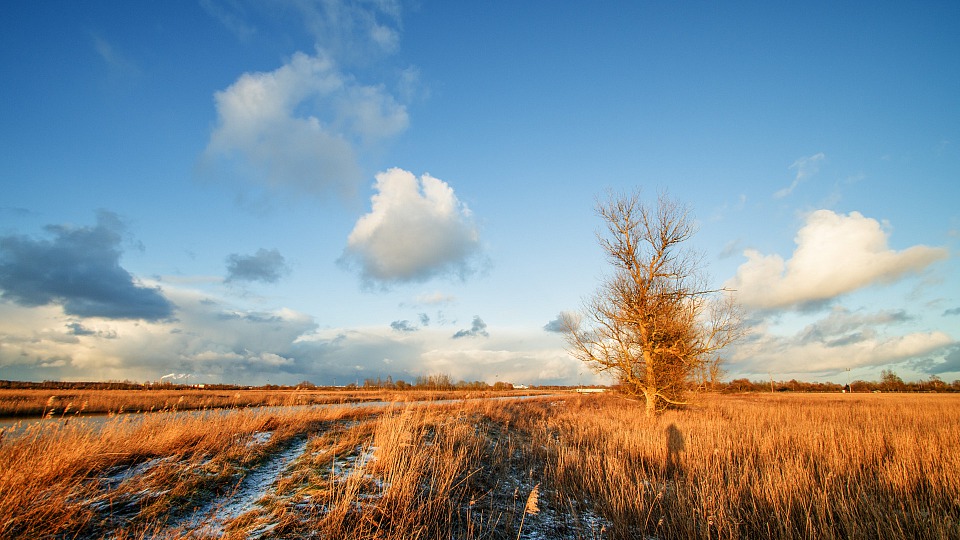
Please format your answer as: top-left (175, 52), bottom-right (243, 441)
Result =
top-left (644, 349), bottom-right (657, 416)
top-left (643, 388), bottom-right (656, 417)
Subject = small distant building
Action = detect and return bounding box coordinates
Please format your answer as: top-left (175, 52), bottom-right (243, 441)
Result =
top-left (575, 388), bottom-right (607, 393)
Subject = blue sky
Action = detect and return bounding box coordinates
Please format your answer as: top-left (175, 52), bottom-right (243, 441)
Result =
top-left (2, 1), bottom-right (958, 386)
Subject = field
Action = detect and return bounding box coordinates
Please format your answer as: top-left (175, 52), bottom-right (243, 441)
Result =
top-left (0, 387), bottom-right (539, 418)
top-left (1, 392), bottom-right (958, 539)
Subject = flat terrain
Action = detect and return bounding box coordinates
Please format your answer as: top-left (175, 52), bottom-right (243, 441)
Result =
top-left (1, 392), bottom-right (958, 539)
top-left (0, 387), bottom-right (541, 418)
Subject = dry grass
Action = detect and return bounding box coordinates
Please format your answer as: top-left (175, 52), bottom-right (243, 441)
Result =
top-left (547, 393), bottom-right (960, 539)
top-left (0, 388), bottom-right (541, 417)
top-left (1, 393), bottom-right (957, 539)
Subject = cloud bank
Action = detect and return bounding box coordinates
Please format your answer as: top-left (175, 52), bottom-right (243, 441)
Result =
top-left (0, 274), bottom-right (595, 387)
top-left (729, 306), bottom-right (953, 376)
top-left (726, 209), bottom-right (948, 310)
top-left (341, 168), bottom-right (483, 286)
top-left (0, 211), bottom-right (174, 321)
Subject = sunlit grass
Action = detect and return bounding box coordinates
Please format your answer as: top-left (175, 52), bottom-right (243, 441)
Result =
top-left (1, 393), bottom-right (957, 539)
top-left (0, 387), bottom-right (543, 417)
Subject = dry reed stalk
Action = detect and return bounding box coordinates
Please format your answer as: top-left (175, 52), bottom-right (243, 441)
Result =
top-left (0, 404), bottom-right (372, 538)
top-left (0, 388), bottom-right (548, 418)
top-left (6, 393), bottom-right (956, 539)
top-left (541, 393), bottom-right (960, 539)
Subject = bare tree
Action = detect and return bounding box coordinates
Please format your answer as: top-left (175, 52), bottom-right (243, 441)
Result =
top-left (563, 191), bottom-right (743, 416)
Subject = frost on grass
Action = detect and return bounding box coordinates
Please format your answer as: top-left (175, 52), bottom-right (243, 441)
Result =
top-left (171, 436), bottom-right (308, 537)
top-left (243, 431), bottom-right (274, 447)
top-left (86, 455), bottom-right (208, 518)
top-left (67, 399), bottom-right (624, 539)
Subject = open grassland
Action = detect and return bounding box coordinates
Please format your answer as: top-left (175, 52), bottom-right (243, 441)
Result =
top-left (1, 393), bottom-right (957, 539)
top-left (0, 388), bottom-right (541, 418)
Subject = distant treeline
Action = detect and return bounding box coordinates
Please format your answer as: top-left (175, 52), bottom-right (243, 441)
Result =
top-left (722, 370), bottom-right (958, 393)
top-left (0, 380), bottom-right (154, 391)
top-left (4, 368), bottom-right (953, 393)
top-left (0, 375), bottom-right (525, 392)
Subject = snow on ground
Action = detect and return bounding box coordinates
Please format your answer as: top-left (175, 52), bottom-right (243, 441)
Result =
top-left (168, 436), bottom-right (308, 537)
top-left (73, 398), bottom-right (631, 539)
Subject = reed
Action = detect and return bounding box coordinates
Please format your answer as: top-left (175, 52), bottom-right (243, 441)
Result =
top-left (1, 393), bottom-right (957, 539)
top-left (545, 393), bottom-right (960, 539)
top-left (0, 388), bottom-right (542, 418)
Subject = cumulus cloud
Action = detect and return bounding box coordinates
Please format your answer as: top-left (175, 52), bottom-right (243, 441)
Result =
top-left (201, 51), bottom-right (408, 200)
top-left (225, 248), bottom-right (289, 283)
top-left (0, 211), bottom-right (174, 321)
top-left (453, 316), bottom-right (489, 339)
top-left (340, 168), bottom-right (483, 286)
top-left (774, 152), bottom-right (825, 198)
top-left (726, 210), bottom-right (948, 310)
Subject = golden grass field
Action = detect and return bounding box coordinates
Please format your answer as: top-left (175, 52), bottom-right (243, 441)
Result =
top-left (1, 392), bottom-right (957, 539)
top-left (0, 388), bottom-right (539, 418)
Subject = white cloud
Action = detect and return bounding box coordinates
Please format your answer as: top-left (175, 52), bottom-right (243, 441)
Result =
top-left (730, 323), bottom-right (954, 376)
top-left (0, 285), bottom-right (318, 383)
top-left (0, 284), bottom-right (606, 386)
top-left (297, 325), bottom-right (598, 386)
top-left (340, 168), bottom-right (483, 285)
top-left (726, 209), bottom-right (948, 310)
top-left (774, 152), bottom-right (825, 198)
top-left (202, 51), bottom-right (408, 199)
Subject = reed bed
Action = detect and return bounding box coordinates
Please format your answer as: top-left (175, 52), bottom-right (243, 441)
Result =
top-left (546, 393), bottom-right (960, 539)
top-left (0, 388), bottom-right (539, 418)
top-left (1, 393), bottom-right (956, 539)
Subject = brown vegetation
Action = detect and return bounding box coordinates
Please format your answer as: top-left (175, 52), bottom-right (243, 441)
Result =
top-left (0, 388), bottom-right (541, 418)
top-left (1, 393), bottom-right (957, 539)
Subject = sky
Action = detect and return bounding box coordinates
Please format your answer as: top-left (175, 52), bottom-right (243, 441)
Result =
top-left (1, 1), bottom-right (958, 387)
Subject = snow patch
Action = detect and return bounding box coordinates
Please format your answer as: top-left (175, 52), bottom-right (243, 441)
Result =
top-left (170, 436), bottom-right (308, 536)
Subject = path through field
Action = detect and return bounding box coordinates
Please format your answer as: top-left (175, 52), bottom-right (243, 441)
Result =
top-left (170, 435), bottom-right (309, 537)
